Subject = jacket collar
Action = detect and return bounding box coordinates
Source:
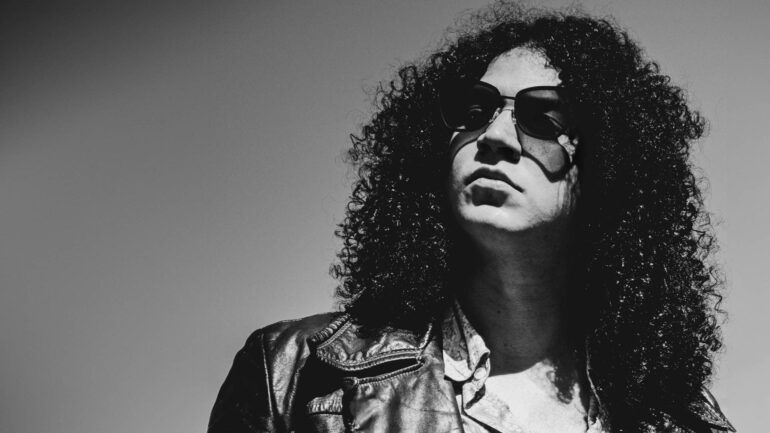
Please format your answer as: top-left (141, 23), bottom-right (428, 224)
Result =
top-left (309, 314), bottom-right (434, 371)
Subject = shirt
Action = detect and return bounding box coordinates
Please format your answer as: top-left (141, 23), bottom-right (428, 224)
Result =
top-left (441, 300), bottom-right (604, 433)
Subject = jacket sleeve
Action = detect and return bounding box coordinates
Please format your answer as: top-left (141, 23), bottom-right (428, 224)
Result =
top-left (208, 331), bottom-right (278, 433)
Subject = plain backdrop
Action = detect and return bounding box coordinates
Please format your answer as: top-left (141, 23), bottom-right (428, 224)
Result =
top-left (1, 1), bottom-right (767, 432)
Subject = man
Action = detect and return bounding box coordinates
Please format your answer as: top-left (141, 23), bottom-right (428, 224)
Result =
top-left (209, 3), bottom-right (734, 432)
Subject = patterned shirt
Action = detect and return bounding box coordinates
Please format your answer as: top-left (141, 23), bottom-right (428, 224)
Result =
top-left (441, 300), bottom-right (604, 433)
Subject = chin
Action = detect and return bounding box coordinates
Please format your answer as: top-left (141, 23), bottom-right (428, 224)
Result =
top-left (457, 205), bottom-right (535, 236)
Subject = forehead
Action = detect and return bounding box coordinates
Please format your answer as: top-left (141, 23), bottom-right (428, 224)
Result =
top-left (480, 47), bottom-right (561, 95)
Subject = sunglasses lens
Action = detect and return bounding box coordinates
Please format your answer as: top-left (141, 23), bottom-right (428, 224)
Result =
top-left (440, 82), bottom-right (500, 131)
top-left (514, 88), bottom-right (571, 139)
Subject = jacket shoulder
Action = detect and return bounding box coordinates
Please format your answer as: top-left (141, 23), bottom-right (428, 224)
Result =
top-left (243, 313), bottom-right (346, 361)
top-left (689, 388), bottom-right (735, 432)
top-left (255, 312), bottom-right (344, 344)
top-left (232, 313), bottom-right (338, 362)
top-left (208, 312), bottom-right (344, 433)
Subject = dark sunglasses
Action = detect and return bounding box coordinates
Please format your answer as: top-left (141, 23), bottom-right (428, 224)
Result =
top-left (439, 80), bottom-right (575, 139)
top-left (439, 80), bottom-right (578, 175)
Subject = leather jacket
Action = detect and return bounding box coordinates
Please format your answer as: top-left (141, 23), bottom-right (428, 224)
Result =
top-left (208, 313), bottom-right (735, 433)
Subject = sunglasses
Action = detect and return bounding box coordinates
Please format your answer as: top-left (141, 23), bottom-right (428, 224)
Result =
top-left (439, 80), bottom-right (578, 174)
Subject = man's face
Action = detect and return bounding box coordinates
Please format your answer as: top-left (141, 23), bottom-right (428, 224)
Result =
top-left (446, 47), bottom-right (579, 245)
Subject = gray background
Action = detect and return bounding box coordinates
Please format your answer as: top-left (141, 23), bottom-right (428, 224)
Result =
top-left (1, 1), bottom-right (767, 432)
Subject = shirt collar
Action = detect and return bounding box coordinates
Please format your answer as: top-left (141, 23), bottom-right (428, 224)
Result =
top-left (441, 299), bottom-right (491, 386)
top-left (442, 300), bottom-right (604, 429)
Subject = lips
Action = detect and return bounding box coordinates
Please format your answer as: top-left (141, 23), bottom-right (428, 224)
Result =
top-left (465, 167), bottom-right (522, 192)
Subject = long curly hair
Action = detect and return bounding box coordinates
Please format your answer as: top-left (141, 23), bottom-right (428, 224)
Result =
top-left (330, 2), bottom-right (723, 431)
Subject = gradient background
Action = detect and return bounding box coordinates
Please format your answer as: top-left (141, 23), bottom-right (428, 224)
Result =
top-left (1, 1), bottom-right (767, 432)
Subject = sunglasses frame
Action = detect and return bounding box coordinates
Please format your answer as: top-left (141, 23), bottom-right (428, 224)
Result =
top-left (439, 79), bottom-right (579, 176)
top-left (439, 79), bottom-right (575, 140)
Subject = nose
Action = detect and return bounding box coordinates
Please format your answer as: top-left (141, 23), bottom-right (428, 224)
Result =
top-left (476, 107), bottom-right (522, 161)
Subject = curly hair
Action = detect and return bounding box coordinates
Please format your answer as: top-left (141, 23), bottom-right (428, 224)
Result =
top-left (330, 2), bottom-right (723, 431)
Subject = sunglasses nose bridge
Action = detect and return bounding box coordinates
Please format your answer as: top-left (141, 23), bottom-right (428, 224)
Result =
top-left (488, 106), bottom-right (513, 124)
top-left (477, 107), bottom-right (523, 157)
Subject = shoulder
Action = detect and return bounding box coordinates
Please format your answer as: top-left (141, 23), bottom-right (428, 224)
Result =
top-left (239, 312), bottom-right (346, 365)
top-left (245, 312), bottom-right (344, 346)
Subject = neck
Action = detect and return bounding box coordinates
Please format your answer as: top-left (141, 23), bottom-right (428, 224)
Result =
top-left (456, 225), bottom-right (575, 374)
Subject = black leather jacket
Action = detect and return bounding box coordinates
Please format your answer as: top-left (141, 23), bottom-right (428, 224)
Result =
top-left (209, 313), bottom-right (735, 433)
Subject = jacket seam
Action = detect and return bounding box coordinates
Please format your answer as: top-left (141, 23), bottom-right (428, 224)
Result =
top-left (259, 332), bottom-right (277, 430)
top-left (308, 313), bottom-right (350, 346)
top-left (314, 320), bottom-right (353, 350)
top-left (317, 349), bottom-right (421, 371)
top-left (417, 322), bottom-right (435, 349)
top-left (351, 357), bottom-right (425, 385)
top-left (312, 319), bottom-right (436, 371)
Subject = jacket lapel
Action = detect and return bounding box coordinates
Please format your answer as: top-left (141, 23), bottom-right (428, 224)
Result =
top-left (311, 317), bottom-right (463, 432)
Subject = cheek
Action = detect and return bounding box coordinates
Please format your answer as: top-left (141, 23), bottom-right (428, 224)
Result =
top-left (449, 156), bottom-right (463, 182)
top-left (447, 141), bottom-right (482, 199)
top-left (446, 158), bottom-right (465, 206)
top-left (448, 130), bottom-right (481, 161)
